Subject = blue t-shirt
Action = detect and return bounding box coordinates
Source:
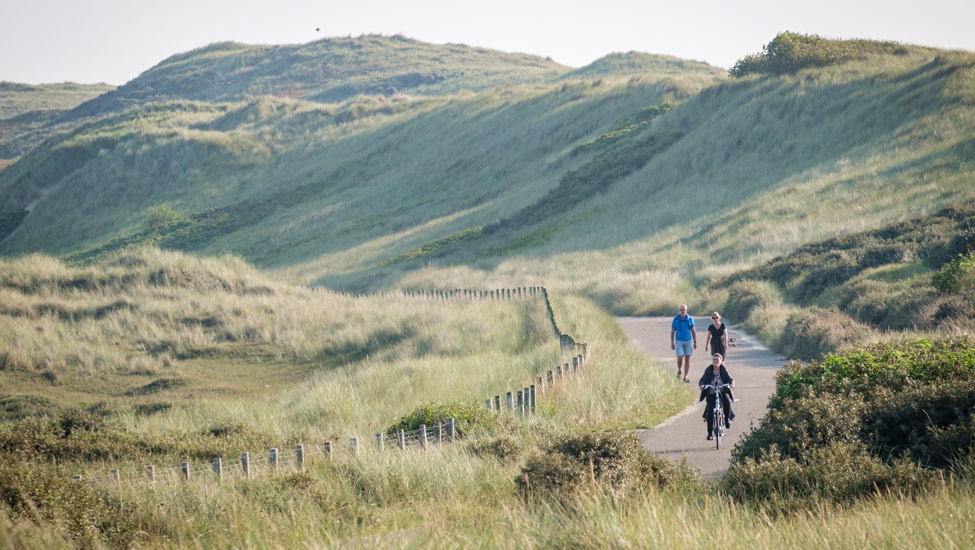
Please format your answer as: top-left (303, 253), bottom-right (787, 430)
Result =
top-left (672, 314), bottom-right (695, 341)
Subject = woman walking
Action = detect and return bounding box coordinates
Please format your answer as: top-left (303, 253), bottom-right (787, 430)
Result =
top-left (704, 312), bottom-right (728, 360)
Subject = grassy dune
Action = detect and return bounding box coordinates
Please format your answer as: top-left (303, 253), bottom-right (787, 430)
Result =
top-left (388, 47), bottom-right (975, 318)
top-left (0, 247), bottom-right (698, 547)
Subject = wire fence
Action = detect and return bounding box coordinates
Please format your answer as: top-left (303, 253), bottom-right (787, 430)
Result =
top-left (74, 420), bottom-right (458, 487)
top-left (72, 286), bottom-right (589, 487)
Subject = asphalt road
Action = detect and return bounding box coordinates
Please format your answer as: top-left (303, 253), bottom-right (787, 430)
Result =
top-left (617, 316), bottom-right (784, 480)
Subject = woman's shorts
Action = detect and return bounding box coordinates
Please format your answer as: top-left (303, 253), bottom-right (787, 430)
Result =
top-left (675, 340), bottom-right (693, 357)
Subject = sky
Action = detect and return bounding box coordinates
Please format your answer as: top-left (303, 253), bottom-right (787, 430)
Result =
top-left (2, 0), bottom-right (975, 85)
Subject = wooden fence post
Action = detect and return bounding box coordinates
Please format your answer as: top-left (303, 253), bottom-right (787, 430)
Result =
top-left (376, 434), bottom-right (385, 452)
top-left (572, 356), bottom-right (579, 371)
top-left (180, 462), bottom-right (190, 480)
top-left (494, 395), bottom-right (501, 410)
top-left (530, 385), bottom-right (536, 413)
top-left (420, 425), bottom-right (428, 449)
top-left (146, 465), bottom-right (155, 483)
top-left (241, 452), bottom-right (250, 478)
top-left (506, 392), bottom-right (513, 411)
top-left (296, 444), bottom-right (304, 470)
top-left (324, 441), bottom-right (333, 460)
top-left (212, 458), bottom-right (222, 480)
top-left (397, 429), bottom-right (406, 450)
top-left (270, 448), bottom-right (278, 470)
top-left (547, 370), bottom-right (554, 383)
top-left (537, 375), bottom-right (545, 395)
top-left (446, 418), bottom-right (455, 441)
top-left (516, 390), bottom-right (523, 416)
top-left (485, 398), bottom-right (493, 410)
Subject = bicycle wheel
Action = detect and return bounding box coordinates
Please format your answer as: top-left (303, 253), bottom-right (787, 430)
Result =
top-left (713, 410), bottom-right (723, 449)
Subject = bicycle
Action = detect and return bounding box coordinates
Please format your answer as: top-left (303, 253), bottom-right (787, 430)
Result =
top-left (699, 382), bottom-right (733, 450)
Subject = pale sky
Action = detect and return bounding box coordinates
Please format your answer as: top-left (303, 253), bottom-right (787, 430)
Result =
top-left (2, 0), bottom-right (974, 85)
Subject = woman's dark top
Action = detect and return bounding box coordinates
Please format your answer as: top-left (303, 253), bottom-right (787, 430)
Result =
top-left (708, 323), bottom-right (727, 356)
top-left (698, 364), bottom-right (733, 388)
top-left (699, 364), bottom-right (734, 417)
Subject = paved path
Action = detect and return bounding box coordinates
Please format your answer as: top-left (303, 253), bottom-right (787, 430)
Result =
top-left (617, 317), bottom-right (784, 480)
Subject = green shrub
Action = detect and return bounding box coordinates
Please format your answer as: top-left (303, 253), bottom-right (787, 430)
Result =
top-left (515, 431), bottom-right (698, 501)
top-left (386, 402), bottom-right (496, 438)
top-left (863, 379), bottom-right (975, 468)
top-left (0, 461), bottom-right (135, 547)
top-left (734, 339), bottom-right (975, 471)
top-left (721, 442), bottom-right (936, 515)
top-left (932, 252), bottom-right (975, 294)
top-left (774, 339), bottom-right (975, 401)
top-left (730, 32), bottom-right (904, 77)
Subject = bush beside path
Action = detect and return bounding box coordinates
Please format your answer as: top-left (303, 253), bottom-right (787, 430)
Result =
top-left (617, 316), bottom-right (782, 479)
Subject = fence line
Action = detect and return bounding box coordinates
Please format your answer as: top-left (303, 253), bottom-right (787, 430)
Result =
top-left (75, 421), bottom-right (459, 487)
top-left (75, 287), bottom-right (590, 487)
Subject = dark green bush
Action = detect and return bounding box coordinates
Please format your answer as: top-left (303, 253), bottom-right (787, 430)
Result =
top-left (0, 460), bottom-right (135, 547)
top-left (386, 402), bottom-right (497, 438)
top-left (721, 443), bottom-right (936, 515)
top-left (733, 390), bottom-right (866, 463)
top-left (730, 32), bottom-right (903, 77)
top-left (932, 252), bottom-right (975, 294)
top-left (863, 379), bottom-right (975, 468)
top-left (725, 340), bottom-right (975, 513)
top-left (515, 431), bottom-right (698, 501)
top-left (735, 339), bottom-right (975, 468)
top-left (774, 339), bottom-right (975, 401)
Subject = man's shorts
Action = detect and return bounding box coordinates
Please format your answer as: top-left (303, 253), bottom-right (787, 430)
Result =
top-left (675, 340), bottom-right (693, 357)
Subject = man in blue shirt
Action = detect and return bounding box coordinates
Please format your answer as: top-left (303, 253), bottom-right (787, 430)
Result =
top-left (670, 304), bottom-right (697, 382)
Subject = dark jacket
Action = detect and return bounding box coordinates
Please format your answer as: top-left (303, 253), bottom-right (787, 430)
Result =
top-left (698, 364), bottom-right (733, 402)
top-left (699, 364), bottom-right (733, 388)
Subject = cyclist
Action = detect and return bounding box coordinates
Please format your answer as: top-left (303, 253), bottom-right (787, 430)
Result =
top-left (698, 353), bottom-right (735, 440)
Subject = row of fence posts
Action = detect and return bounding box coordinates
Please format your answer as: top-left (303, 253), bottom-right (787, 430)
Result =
top-left (485, 352), bottom-right (588, 415)
top-left (350, 287), bottom-right (545, 301)
top-left (73, 420), bottom-right (455, 485)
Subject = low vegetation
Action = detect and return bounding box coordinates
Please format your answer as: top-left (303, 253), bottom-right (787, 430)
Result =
top-left (710, 204), bottom-right (975, 359)
top-left (723, 339), bottom-right (975, 514)
top-left (730, 31), bottom-right (909, 77)
top-left (0, 248), bottom-right (697, 547)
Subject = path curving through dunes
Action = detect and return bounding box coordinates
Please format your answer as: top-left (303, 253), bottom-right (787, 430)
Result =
top-left (617, 317), bottom-right (783, 480)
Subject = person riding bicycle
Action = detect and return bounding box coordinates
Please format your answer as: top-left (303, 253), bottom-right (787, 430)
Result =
top-left (698, 353), bottom-right (735, 440)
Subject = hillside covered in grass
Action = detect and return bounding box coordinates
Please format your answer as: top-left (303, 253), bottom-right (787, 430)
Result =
top-left (705, 204), bottom-right (975, 360)
top-left (1, 32), bottom-right (974, 340)
top-left (65, 35), bottom-right (575, 120)
top-left (0, 81), bottom-right (115, 166)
